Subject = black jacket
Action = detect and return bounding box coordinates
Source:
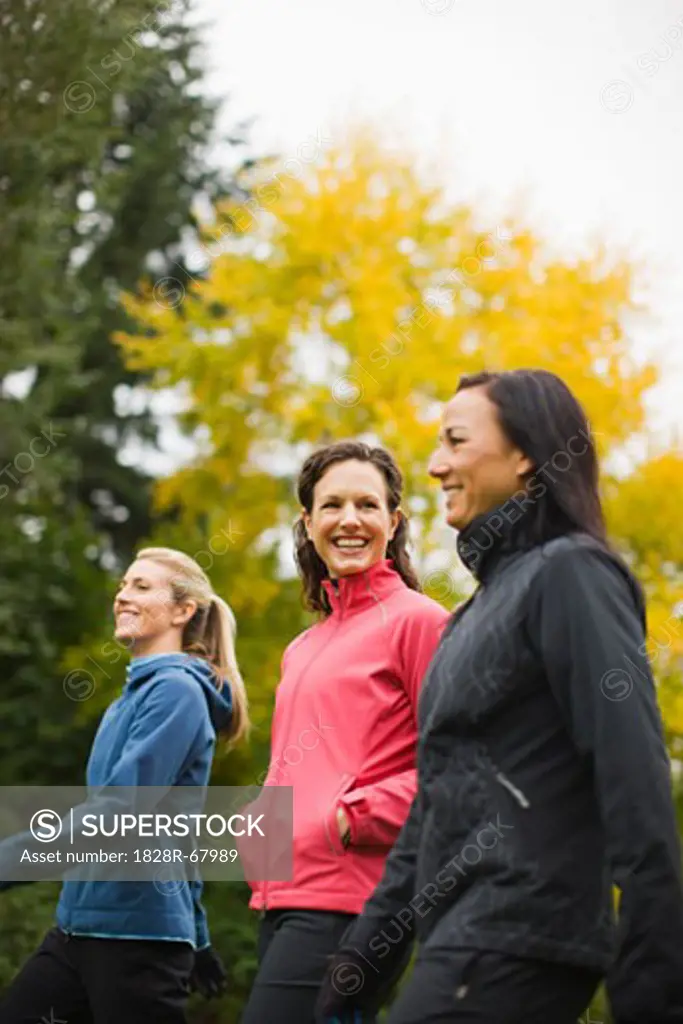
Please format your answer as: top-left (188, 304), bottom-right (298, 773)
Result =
top-left (342, 506), bottom-right (683, 1022)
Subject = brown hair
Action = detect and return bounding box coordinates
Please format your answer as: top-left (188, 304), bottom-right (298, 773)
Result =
top-left (136, 546), bottom-right (250, 745)
top-left (455, 369), bottom-right (608, 547)
top-left (293, 440), bottom-right (421, 615)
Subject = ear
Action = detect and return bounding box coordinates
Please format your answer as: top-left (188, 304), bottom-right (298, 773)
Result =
top-left (171, 599), bottom-right (198, 629)
top-left (515, 452), bottom-right (534, 479)
top-left (389, 507), bottom-right (403, 541)
top-left (300, 507), bottom-right (312, 540)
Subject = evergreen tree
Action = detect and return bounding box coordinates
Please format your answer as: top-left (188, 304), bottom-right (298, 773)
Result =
top-left (0, 0), bottom-right (249, 784)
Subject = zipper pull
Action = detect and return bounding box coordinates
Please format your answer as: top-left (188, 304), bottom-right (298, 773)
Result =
top-left (495, 771), bottom-right (530, 809)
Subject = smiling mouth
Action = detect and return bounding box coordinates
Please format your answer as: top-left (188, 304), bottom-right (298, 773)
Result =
top-left (331, 538), bottom-right (370, 550)
top-left (115, 612), bottom-right (140, 628)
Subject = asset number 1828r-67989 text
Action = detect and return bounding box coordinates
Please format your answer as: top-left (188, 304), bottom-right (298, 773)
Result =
top-left (132, 849), bottom-right (239, 863)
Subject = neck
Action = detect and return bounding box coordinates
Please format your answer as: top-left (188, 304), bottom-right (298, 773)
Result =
top-left (456, 500), bottom-right (535, 583)
top-left (129, 636), bottom-right (184, 659)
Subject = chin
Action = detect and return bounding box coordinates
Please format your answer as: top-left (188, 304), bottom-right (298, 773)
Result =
top-left (114, 627), bottom-right (142, 647)
top-left (328, 561), bottom-right (363, 578)
top-left (444, 511), bottom-right (465, 530)
top-left (337, 564), bottom-right (369, 577)
top-left (326, 551), bottom-right (379, 578)
top-left (444, 502), bottom-right (475, 530)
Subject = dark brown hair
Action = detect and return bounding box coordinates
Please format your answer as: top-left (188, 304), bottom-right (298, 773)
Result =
top-left (456, 369), bottom-right (608, 546)
top-left (293, 440), bottom-right (421, 615)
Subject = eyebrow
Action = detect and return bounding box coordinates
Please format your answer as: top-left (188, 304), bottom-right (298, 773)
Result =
top-left (438, 424), bottom-right (468, 441)
top-left (318, 493), bottom-right (381, 501)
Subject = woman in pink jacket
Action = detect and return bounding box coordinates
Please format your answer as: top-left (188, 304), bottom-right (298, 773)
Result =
top-left (241, 439), bottom-right (450, 1023)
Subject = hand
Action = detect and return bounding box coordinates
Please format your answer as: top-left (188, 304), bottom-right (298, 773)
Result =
top-left (316, 944), bottom-right (370, 1022)
top-left (314, 917), bottom-right (413, 1023)
top-left (336, 806), bottom-right (351, 847)
top-left (189, 945), bottom-right (228, 999)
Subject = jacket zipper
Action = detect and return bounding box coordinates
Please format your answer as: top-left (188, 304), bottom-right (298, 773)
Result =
top-left (494, 771), bottom-right (530, 809)
top-left (363, 572), bottom-right (387, 624)
top-left (262, 583), bottom-right (346, 912)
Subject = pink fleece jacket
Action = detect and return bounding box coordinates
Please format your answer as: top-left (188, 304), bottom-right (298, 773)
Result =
top-left (248, 558), bottom-right (450, 914)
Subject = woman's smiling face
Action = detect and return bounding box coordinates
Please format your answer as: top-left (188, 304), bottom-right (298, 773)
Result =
top-left (113, 558), bottom-right (196, 653)
top-left (428, 386), bottom-right (532, 530)
top-left (302, 459), bottom-right (400, 578)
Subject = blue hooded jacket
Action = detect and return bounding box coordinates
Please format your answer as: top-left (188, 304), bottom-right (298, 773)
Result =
top-left (55, 652), bottom-right (232, 948)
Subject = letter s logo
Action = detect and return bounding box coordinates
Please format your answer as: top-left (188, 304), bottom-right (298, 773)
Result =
top-left (30, 809), bottom-right (63, 843)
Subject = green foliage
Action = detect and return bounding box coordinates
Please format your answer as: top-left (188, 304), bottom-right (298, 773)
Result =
top-left (0, 497), bottom-right (110, 783)
top-left (0, 0), bottom-right (256, 1010)
top-left (0, 0), bottom-right (249, 784)
top-left (0, 884), bottom-right (62, 988)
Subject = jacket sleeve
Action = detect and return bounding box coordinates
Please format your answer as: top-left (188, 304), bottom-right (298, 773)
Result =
top-left (335, 789), bottom-right (423, 973)
top-left (338, 769), bottom-right (417, 847)
top-left (530, 544), bottom-right (683, 1023)
top-left (337, 602), bottom-right (447, 848)
top-left (393, 601), bottom-right (450, 712)
top-left (0, 676), bottom-right (207, 878)
top-left (99, 674), bottom-right (206, 788)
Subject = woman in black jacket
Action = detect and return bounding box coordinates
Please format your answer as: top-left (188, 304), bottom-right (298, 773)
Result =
top-left (316, 368), bottom-right (683, 1024)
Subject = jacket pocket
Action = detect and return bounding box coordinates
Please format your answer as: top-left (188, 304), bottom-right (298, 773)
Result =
top-left (453, 949), bottom-right (485, 1002)
top-left (323, 773), bottom-right (356, 857)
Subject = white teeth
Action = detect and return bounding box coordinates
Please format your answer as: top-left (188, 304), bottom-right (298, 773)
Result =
top-left (334, 539), bottom-right (367, 548)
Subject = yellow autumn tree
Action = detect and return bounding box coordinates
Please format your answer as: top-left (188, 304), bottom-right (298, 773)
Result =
top-left (603, 451), bottom-right (683, 749)
top-left (114, 128), bottom-right (682, 755)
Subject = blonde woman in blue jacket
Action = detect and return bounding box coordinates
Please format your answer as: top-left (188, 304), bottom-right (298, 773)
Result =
top-left (0, 547), bottom-right (249, 1024)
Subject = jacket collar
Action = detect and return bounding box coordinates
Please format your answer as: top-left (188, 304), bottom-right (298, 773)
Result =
top-left (125, 652), bottom-right (198, 690)
top-left (456, 500), bottom-right (536, 584)
top-left (321, 558), bottom-right (405, 617)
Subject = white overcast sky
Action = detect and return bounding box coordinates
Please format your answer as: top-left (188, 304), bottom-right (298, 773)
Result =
top-left (186, 0), bottom-right (683, 443)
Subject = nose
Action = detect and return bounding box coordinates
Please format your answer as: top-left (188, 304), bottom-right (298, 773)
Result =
top-left (339, 502), bottom-right (361, 528)
top-left (428, 447), bottom-right (450, 479)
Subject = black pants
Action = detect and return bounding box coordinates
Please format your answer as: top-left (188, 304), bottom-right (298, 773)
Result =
top-left (241, 908), bottom-right (377, 1024)
top-left (0, 926), bottom-right (194, 1024)
top-left (385, 946), bottom-right (602, 1024)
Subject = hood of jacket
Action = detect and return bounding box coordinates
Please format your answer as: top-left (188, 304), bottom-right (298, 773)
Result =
top-left (124, 652), bottom-right (233, 733)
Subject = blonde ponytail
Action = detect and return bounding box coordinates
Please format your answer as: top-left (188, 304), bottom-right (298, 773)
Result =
top-left (204, 594), bottom-right (250, 745)
top-left (136, 546), bottom-right (250, 745)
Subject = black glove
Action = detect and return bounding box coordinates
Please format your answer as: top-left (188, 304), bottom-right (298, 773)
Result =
top-left (315, 917), bottom-right (413, 1022)
top-left (189, 945), bottom-right (228, 999)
